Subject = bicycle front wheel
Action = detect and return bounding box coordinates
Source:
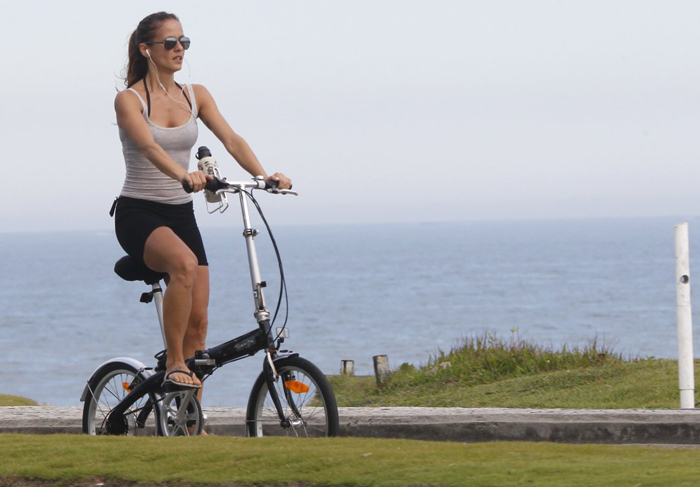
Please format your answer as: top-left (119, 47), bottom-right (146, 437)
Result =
top-left (246, 355), bottom-right (339, 437)
top-left (82, 361), bottom-right (157, 436)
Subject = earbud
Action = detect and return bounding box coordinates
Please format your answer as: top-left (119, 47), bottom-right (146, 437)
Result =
top-left (146, 49), bottom-right (151, 58)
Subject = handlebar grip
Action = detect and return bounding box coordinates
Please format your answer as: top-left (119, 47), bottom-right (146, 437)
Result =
top-left (182, 178), bottom-right (224, 194)
top-left (264, 179), bottom-right (292, 190)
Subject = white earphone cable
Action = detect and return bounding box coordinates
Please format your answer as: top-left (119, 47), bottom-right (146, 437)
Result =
top-left (146, 51), bottom-right (192, 115)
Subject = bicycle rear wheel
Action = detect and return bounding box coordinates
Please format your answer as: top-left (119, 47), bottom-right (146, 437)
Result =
top-left (82, 361), bottom-right (157, 436)
top-left (246, 356), bottom-right (339, 437)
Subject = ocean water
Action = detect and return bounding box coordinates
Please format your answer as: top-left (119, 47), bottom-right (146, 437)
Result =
top-left (0, 216), bottom-right (695, 407)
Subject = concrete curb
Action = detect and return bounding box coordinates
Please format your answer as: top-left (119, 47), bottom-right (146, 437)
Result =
top-left (2, 406), bottom-right (700, 444)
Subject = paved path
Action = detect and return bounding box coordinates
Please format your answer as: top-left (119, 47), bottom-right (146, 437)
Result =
top-left (3, 406), bottom-right (700, 444)
top-left (0, 406), bottom-right (700, 445)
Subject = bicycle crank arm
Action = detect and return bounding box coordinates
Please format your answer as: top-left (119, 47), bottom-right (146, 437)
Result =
top-left (175, 389), bottom-right (198, 436)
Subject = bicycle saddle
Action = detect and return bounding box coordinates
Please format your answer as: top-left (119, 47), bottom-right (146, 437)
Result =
top-left (114, 256), bottom-right (167, 285)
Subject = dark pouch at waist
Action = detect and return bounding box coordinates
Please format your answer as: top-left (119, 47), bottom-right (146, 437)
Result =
top-left (109, 197), bottom-right (119, 217)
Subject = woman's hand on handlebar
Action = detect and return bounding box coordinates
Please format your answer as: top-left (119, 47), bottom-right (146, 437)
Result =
top-left (181, 171), bottom-right (212, 193)
top-left (266, 172), bottom-right (292, 190)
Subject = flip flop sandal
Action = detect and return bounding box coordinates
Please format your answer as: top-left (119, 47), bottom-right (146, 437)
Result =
top-left (162, 369), bottom-right (201, 390)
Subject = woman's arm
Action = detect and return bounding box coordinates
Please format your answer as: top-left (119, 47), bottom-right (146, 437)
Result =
top-left (194, 85), bottom-right (292, 189)
top-left (115, 90), bottom-right (208, 191)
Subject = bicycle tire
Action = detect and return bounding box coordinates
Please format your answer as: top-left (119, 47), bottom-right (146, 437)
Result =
top-left (246, 355), bottom-right (339, 437)
top-left (82, 361), bottom-right (157, 436)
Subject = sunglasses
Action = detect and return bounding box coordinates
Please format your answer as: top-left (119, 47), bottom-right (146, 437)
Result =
top-left (146, 36), bottom-right (191, 51)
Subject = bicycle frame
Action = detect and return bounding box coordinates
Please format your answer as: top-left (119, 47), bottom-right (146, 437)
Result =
top-left (142, 179), bottom-right (295, 423)
top-left (201, 180), bottom-right (297, 425)
top-left (82, 177), bottom-right (302, 432)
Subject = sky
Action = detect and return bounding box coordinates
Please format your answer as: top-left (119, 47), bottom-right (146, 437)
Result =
top-left (1, 0), bottom-right (699, 232)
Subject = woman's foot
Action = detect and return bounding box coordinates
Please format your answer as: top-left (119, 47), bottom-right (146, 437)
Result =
top-left (163, 366), bottom-right (201, 389)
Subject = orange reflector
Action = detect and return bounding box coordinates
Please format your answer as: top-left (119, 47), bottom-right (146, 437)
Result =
top-left (122, 382), bottom-right (132, 392)
top-left (285, 380), bottom-right (309, 394)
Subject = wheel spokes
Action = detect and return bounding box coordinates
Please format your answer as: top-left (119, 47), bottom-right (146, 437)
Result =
top-left (258, 367), bottom-right (327, 437)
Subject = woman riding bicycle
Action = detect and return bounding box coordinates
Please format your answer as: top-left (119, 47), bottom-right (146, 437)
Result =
top-left (114, 12), bottom-right (291, 398)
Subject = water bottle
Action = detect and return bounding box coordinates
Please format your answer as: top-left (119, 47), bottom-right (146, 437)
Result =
top-left (196, 146), bottom-right (222, 204)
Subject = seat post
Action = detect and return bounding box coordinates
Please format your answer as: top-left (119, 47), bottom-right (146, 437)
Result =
top-left (152, 283), bottom-right (167, 349)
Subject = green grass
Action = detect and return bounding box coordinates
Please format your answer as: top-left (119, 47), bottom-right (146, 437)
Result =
top-left (330, 334), bottom-right (689, 408)
top-left (0, 395), bottom-right (37, 407)
top-left (2, 434), bottom-right (700, 487)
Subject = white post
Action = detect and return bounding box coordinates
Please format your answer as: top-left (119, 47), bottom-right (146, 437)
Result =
top-left (675, 222), bottom-right (695, 409)
top-left (373, 355), bottom-right (390, 387)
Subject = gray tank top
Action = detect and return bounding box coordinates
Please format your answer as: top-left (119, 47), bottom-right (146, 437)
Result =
top-left (119, 84), bottom-right (198, 204)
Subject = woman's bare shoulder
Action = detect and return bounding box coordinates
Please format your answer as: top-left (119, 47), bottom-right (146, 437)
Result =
top-left (115, 88), bottom-right (143, 111)
top-left (114, 89), bottom-right (144, 116)
top-left (191, 84), bottom-right (214, 100)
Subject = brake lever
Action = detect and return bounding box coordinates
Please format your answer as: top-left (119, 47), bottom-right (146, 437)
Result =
top-left (268, 188), bottom-right (298, 196)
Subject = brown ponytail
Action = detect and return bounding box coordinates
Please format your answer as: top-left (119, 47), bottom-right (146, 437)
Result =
top-left (125, 12), bottom-right (180, 87)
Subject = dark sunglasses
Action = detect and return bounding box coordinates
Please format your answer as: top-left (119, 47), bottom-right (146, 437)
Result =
top-left (146, 36), bottom-right (190, 51)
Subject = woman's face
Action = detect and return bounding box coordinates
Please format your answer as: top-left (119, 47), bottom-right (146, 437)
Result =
top-left (143, 19), bottom-right (186, 73)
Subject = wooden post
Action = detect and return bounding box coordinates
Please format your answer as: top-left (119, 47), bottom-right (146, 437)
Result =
top-left (373, 355), bottom-right (390, 387)
top-left (341, 360), bottom-right (355, 376)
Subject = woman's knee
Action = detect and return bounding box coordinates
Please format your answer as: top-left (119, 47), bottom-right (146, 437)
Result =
top-left (144, 228), bottom-right (198, 283)
top-left (168, 253), bottom-right (199, 287)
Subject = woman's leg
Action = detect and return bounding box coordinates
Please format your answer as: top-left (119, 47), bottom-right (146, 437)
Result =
top-left (143, 226), bottom-right (201, 388)
top-left (183, 266), bottom-right (209, 358)
top-left (184, 266), bottom-right (210, 403)
top-left (183, 266), bottom-right (210, 434)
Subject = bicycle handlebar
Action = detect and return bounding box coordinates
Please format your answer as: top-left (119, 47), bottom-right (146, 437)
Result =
top-left (182, 177), bottom-right (296, 195)
top-left (181, 177), bottom-right (229, 194)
